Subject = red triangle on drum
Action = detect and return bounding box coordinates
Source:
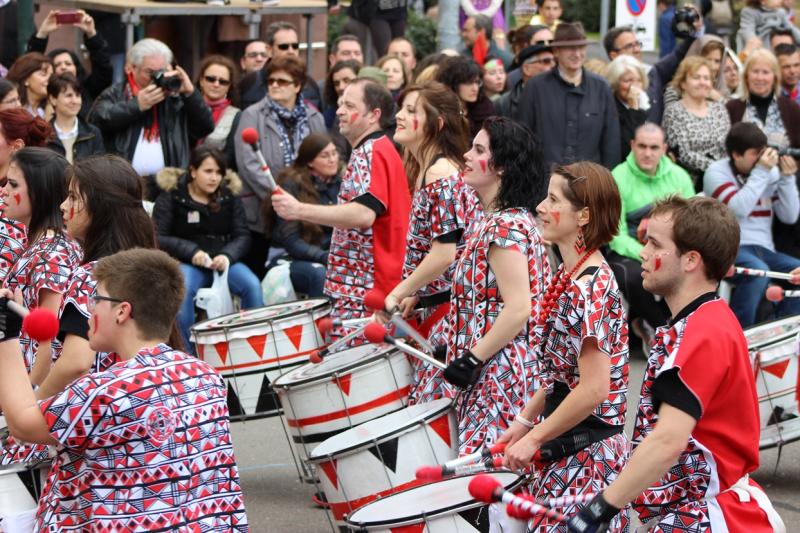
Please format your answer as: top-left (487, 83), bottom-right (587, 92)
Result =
top-left (332, 373), bottom-right (352, 396)
top-left (246, 334), bottom-right (268, 359)
top-left (390, 525), bottom-right (425, 533)
top-left (430, 415), bottom-right (452, 447)
top-left (215, 342), bottom-right (229, 365)
top-left (284, 324), bottom-right (304, 351)
top-left (319, 460), bottom-right (338, 489)
top-left (763, 359), bottom-right (790, 379)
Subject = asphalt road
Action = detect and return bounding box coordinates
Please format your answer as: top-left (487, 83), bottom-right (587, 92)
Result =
top-left (229, 356), bottom-right (800, 532)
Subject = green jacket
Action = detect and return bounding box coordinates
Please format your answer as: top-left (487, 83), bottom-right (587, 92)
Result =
top-left (610, 152), bottom-right (695, 260)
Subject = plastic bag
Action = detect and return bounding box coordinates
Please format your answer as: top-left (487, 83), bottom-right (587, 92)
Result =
top-left (195, 268), bottom-right (235, 318)
top-left (261, 261), bottom-right (297, 305)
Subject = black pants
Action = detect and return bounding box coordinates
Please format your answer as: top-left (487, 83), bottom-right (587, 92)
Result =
top-left (369, 18), bottom-right (406, 57)
top-left (607, 250), bottom-right (670, 330)
top-left (241, 230), bottom-right (270, 281)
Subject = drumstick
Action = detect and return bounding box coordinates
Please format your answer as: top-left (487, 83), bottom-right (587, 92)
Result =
top-left (364, 323), bottom-right (446, 370)
top-left (416, 448), bottom-right (506, 481)
top-left (309, 323), bottom-right (369, 363)
top-left (2, 302), bottom-right (59, 342)
top-left (317, 316), bottom-right (371, 336)
top-left (765, 286), bottom-right (800, 302)
top-left (241, 127), bottom-right (278, 191)
top-left (468, 474), bottom-right (569, 523)
top-left (363, 290), bottom-right (434, 353)
top-left (727, 266), bottom-right (794, 281)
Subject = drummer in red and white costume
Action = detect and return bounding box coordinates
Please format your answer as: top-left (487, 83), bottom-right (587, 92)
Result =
top-left (381, 81), bottom-right (482, 403)
top-left (273, 79), bottom-right (410, 340)
top-left (567, 196), bottom-right (784, 533)
top-left (502, 162), bottom-right (630, 533)
top-left (441, 117), bottom-right (550, 455)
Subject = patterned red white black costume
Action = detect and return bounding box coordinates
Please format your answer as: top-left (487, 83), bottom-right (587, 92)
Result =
top-left (529, 262), bottom-right (630, 533)
top-left (403, 173), bottom-right (482, 404)
top-left (0, 211), bottom-right (26, 281)
top-left (447, 208), bottom-right (550, 455)
top-left (632, 294), bottom-right (782, 532)
top-left (1, 233), bottom-right (81, 466)
top-left (35, 343), bottom-right (248, 531)
top-left (324, 133), bottom-right (410, 340)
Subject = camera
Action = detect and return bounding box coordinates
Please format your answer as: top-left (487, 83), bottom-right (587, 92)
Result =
top-left (152, 69), bottom-right (182, 92)
top-left (671, 6), bottom-right (700, 39)
top-left (769, 144), bottom-right (800, 158)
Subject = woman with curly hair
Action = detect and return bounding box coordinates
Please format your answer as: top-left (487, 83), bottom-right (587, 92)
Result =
top-left (435, 55), bottom-right (496, 137)
top-left (441, 117), bottom-right (550, 454)
top-left (379, 82), bottom-right (482, 404)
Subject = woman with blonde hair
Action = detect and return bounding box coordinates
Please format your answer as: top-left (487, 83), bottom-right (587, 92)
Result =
top-left (605, 55), bottom-right (649, 159)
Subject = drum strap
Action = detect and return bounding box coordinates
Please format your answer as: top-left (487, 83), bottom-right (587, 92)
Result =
top-left (417, 302), bottom-right (451, 340)
top-left (723, 475), bottom-right (786, 533)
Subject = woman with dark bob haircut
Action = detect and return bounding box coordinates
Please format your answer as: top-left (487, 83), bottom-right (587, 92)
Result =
top-left (500, 161), bottom-right (631, 532)
top-left (5, 52), bottom-right (53, 118)
top-left (435, 55), bottom-right (496, 137)
top-left (35, 155), bottom-right (159, 399)
top-left (440, 117), bottom-right (551, 455)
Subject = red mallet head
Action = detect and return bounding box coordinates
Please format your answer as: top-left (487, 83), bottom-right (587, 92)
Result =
top-left (241, 127), bottom-right (259, 145)
top-left (363, 290), bottom-right (386, 312)
top-left (506, 494), bottom-right (537, 520)
top-left (309, 350), bottom-right (323, 364)
top-left (364, 322), bottom-right (388, 344)
top-left (318, 318), bottom-right (334, 335)
top-left (489, 442), bottom-right (507, 454)
top-left (22, 308), bottom-right (59, 342)
top-left (468, 473), bottom-right (503, 504)
top-left (415, 465), bottom-right (443, 481)
top-left (766, 285), bottom-right (784, 303)
top-left (726, 266), bottom-right (735, 278)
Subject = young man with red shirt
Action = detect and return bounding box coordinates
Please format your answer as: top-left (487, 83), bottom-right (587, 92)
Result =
top-left (569, 196), bottom-right (784, 533)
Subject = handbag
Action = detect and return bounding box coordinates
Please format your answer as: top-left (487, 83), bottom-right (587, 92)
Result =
top-left (195, 267), bottom-right (235, 318)
top-left (261, 261), bottom-right (297, 305)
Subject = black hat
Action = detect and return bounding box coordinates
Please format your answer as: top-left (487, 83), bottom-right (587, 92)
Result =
top-left (518, 42), bottom-right (553, 64)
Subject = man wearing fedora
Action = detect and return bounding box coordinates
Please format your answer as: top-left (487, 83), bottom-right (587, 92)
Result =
top-left (495, 41), bottom-right (555, 118)
top-left (519, 22), bottom-right (621, 171)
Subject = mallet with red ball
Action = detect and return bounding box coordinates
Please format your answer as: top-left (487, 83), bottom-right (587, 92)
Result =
top-left (241, 127), bottom-right (278, 191)
top-left (309, 318), bottom-right (372, 363)
top-left (364, 322), bottom-right (446, 370)
top-left (468, 474), bottom-right (570, 523)
top-left (727, 266), bottom-right (794, 281)
top-left (415, 442), bottom-right (507, 481)
top-left (765, 286), bottom-right (800, 302)
top-left (363, 289), bottom-right (434, 354)
top-left (4, 301), bottom-right (60, 342)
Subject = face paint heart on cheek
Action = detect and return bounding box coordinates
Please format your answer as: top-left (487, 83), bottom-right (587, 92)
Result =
top-left (654, 256), bottom-right (662, 271)
top-left (12, 193), bottom-right (20, 206)
top-left (349, 112), bottom-right (359, 124)
top-left (412, 117), bottom-right (418, 131)
top-left (551, 211), bottom-right (560, 225)
top-left (479, 159), bottom-right (487, 172)
top-left (69, 206), bottom-right (74, 220)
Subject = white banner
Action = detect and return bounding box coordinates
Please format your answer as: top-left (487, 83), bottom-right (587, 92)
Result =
top-left (615, 0), bottom-right (657, 52)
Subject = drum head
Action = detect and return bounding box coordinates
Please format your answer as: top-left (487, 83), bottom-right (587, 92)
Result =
top-left (191, 298), bottom-right (329, 334)
top-left (273, 343), bottom-right (396, 388)
top-left (346, 472), bottom-right (523, 528)
top-left (745, 314), bottom-right (800, 349)
top-left (309, 399), bottom-right (452, 461)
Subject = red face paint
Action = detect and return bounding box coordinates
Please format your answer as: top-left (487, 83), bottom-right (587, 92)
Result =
top-left (412, 117), bottom-right (418, 131)
top-left (12, 193), bottom-right (20, 206)
top-left (349, 112), bottom-right (359, 123)
top-left (654, 256), bottom-right (662, 271)
top-left (69, 206), bottom-right (74, 221)
top-left (550, 211), bottom-right (560, 225)
top-left (91, 315), bottom-right (99, 335)
top-left (479, 159), bottom-right (487, 172)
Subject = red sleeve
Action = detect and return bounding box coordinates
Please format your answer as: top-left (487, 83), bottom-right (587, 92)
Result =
top-left (365, 143), bottom-right (391, 211)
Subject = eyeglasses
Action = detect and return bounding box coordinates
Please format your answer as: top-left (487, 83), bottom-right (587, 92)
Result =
top-left (245, 51), bottom-right (268, 58)
top-left (525, 56), bottom-right (555, 66)
top-left (276, 42), bottom-right (300, 51)
top-left (268, 77), bottom-right (296, 87)
top-left (203, 75), bottom-right (231, 86)
top-left (616, 40), bottom-right (643, 52)
top-left (88, 294), bottom-right (126, 312)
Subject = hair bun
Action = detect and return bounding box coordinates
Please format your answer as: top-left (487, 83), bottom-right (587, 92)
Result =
top-left (26, 116), bottom-right (53, 148)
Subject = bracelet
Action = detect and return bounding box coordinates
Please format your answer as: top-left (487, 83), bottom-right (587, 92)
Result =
top-left (515, 414), bottom-right (535, 429)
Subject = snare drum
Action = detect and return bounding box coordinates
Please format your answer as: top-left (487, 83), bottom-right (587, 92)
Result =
top-left (745, 315), bottom-right (800, 449)
top-left (309, 399), bottom-right (459, 525)
top-left (274, 343), bottom-right (414, 481)
top-left (345, 471), bottom-right (526, 532)
top-left (190, 298), bottom-right (330, 421)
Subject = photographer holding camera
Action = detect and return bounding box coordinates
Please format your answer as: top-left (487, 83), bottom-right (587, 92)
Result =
top-left (88, 38), bottom-right (214, 199)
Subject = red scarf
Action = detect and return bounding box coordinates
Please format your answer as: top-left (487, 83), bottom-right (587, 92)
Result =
top-left (206, 97), bottom-right (231, 125)
top-left (126, 71), bottom-right (160, 142)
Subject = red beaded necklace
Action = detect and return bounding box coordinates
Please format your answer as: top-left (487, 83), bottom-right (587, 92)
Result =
top-left (537, 248), bottom-right (596, 327)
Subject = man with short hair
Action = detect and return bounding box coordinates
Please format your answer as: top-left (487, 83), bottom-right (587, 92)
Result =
top-left (387, 37), bottom-right (416, 72)
top-left (0, 248), bottom-right (249, 530)
top-left (519, 22), bottom-right (620, 170)
top-left (567, 196), bottom-right (784, 533)
top-left (495, 41), bottom-right (553, 118)
top-left (88, 38), bottom-right (213, 196)
top-left (770, 27), bottom-right (796, 50)
top-left (239, 21), bottom-right (322, 110)
top-left (329, 34), bottom-right (364, 67)
top-left (603, 26), bottom-right (643, 62)
top-left (272, 79), bottom-right (410, 333)
top-left (776, 42), bottom-right (800, 103)
top-left (461, 14), bottom-right (512, 68)
top-left (608, 123), bottom-right (694, 341)
top-left (529, 0), bottom-right (562, 31)
top-left (240, 40), bottom-right (268, 74)
top-left (704, 122), bottom-right (800, 326)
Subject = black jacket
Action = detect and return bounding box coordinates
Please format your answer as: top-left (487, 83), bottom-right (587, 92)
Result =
top-left (47, 118), bottom-right (105, 162)
top-left (88, 83), bottom-right (214, 170)
top-left (646, 35), bottom-right (694, 124)
top-left (153, 168), bottom-right (251, 263)
top-left (27, 33), bottom-right (113, 119)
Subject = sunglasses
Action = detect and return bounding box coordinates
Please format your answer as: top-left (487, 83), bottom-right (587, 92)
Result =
top-left (203, 75), bottom-right (231, 86)
top-left (525, 56), bottom-right (555, 66)
top-left (277, 42), bottom-right (300, 51)
top-left (268, 77), bottom-right (296, 87)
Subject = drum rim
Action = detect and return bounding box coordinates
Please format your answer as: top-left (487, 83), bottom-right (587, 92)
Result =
top-left (745, 314), bottom-right (800, 349)
top-left (344, 471), bottom-right (525, 527)
top-left (191, 298), bottom-right (330, 333)
top-left (308, 399), bottom-right (453, 462)
top-left (273, 344), bottom-right (400, 389)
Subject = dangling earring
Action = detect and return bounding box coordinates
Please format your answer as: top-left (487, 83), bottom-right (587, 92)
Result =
top-left (574, 227), bottom-right (587, 255)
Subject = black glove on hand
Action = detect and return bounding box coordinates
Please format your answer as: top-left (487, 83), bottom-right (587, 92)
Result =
top-left (566, 492), bottom-right (619, 533)
top-left (0, 298), bottom-right (22, 341)
top-left (443, 350), bottom-right (482, 388)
